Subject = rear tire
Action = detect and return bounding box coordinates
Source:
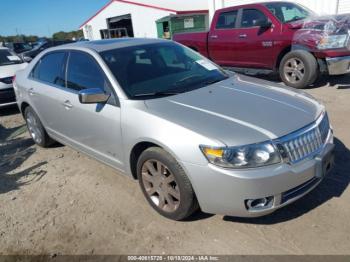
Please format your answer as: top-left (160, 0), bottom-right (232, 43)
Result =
top-left (279, 50), bottom-right (318, 89)
top-left (137, 147), bottom-right (199, 220)
top-left (24, 106), bottom-right (55, 148)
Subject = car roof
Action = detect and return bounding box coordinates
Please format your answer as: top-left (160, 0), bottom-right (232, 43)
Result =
top-left (53, 38), bottom-right (168, 53)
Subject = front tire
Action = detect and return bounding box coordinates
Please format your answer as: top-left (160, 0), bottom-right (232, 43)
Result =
top-left (279, 50), bottom-right (318, 89)
top-left (137, 147), bottom-right (198, 220)
top-left (24, 106), bottom-right (55, 147)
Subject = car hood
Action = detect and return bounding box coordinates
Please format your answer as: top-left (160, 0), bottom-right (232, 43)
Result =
top-left (0, 63), bottom-right (27, 78)
top-left (144, 74), bottom-right (324, 146)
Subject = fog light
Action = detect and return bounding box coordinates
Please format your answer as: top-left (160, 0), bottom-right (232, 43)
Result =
top-left (245, 196), bottom-right (274, 211)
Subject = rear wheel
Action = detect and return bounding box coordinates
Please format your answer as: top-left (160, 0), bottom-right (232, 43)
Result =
top-left (137, 147), bottom-right (198, 220)
top-left (279, 50), bottom-right (318, 89)
top-left (24, 106), bottom-right (55, 147)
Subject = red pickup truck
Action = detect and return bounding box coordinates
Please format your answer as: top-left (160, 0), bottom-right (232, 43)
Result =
top-left (174, 2), bottom-right (350, 89)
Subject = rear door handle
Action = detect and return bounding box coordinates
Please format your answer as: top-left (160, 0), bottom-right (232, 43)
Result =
top-left (28, 88), bottom-right (36, 96)
top-left (62, 100), bottom-right (73, 109)
top-left (239, 34), bottom-right (247, 38)
top-left (210, 35), bottom-right (218, 39)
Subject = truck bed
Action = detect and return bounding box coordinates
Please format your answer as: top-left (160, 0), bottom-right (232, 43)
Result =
top-left (173, 31), bottom-right (209, 58)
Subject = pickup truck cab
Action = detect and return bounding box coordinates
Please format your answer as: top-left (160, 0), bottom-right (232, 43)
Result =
top-left (174, 2), bottom-right (350, 89)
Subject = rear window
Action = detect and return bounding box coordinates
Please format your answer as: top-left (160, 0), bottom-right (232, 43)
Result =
top-left (216, 10), bottom-right (238, 29)
top-left (0, 50), bottom-right (22, 66)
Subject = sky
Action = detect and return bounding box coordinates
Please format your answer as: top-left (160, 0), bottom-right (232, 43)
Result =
top-left (0, 0), bottom-right (110, 37)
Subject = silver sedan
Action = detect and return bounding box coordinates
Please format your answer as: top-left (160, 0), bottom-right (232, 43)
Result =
top-left (14, 39), bottom-right (334, 220)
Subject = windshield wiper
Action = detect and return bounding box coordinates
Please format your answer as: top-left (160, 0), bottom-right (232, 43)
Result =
top-left (286, 17), bottom-right (305, 23)
top-left (202, 77), bottom-right (227, 86)
top-left (132, 90), bottom-right (184, 98)
top-left (172, 74), bottom-right (203, 87)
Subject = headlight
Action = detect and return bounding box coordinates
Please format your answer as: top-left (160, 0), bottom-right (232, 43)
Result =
top-left (318, 34), bottom-right (348, 50)
top-left (200, 142), bottom-right (281, 169)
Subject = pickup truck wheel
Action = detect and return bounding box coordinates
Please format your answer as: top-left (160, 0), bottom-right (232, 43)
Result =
top-left (137, 147), bottom-right (199, 220)
top-left (279, 50), bottom-right (318, 89)
top-left (24, 106), bottom-right (55, 148)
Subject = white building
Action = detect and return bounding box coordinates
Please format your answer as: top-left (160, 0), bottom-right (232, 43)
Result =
top-left (80, 0), bottom-right (350, 40)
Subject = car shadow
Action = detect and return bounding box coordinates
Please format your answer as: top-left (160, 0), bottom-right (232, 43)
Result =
top-left (222, 137), bottom-right (349, 225)
top-left (0, 104), bottom-right (20, 116)
top-left (0, 124), bottom-right (47, 195)
top-left (253, 74), bottom-right (350, 89)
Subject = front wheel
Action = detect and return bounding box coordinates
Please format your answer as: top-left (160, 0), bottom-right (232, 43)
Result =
top-left (279, 50), bottom-right (318, 89)
top-left (137, 147), bottom-right (198, 220)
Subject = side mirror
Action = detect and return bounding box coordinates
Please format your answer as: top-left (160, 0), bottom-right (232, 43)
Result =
top-left (259, 20), bottom-right (273, 29)
top-left (78, 88), bottom-right (110, 104)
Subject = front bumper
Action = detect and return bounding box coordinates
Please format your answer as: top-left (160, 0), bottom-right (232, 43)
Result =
top-left (326, 56), bottom-right (350, 75)
top-left (182, 135), bottom-right (334, 217)
top-left (0, 87), bottom-right (16, 107)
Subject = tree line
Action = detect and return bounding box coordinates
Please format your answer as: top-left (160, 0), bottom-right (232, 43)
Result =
top-left (0, 30), bottom-right (84, 43)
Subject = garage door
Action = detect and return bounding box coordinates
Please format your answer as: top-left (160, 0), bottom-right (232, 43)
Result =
top-left (338, 0), bottom-right (350, 14)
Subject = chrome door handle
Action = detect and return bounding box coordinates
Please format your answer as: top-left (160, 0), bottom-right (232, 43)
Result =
top-left (210, 35), bottom-right (218, 39)
top-left (239, 34), bottom-right (247, 38)
top-left (28, 88), bottom-right (36, 96)
top-left (62, 100), bottom-right (73, 109)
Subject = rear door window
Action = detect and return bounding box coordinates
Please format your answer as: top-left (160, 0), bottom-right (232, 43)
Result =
top-left (216, 10), bottom-right (239, 29)
top-left (31, 52), bottom-right (66, 87)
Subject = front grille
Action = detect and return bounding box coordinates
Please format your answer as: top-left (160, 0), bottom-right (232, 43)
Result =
top-left (278, 113), bottom-right (330, 164)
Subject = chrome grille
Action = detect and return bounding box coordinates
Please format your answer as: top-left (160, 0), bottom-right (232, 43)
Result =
top-left (278, 113), bottom-right (330, 164)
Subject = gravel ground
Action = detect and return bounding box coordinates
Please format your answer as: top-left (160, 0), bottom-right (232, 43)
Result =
top-left (0, 75), bottom-right (349, 255)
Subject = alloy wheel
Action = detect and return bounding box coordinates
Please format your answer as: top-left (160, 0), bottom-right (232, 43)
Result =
top-left (26, 111), bottom-right (43, 144)
top-left (283, 58), bottom-right (305, 84)
top-left (141, 159), bottom-right (180, 213)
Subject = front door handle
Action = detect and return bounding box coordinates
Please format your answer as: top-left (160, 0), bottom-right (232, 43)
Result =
top-left (210, 35), bottom-right (218, 39)
top-left (62, 100), bottom-right (73, 110)
top-left (28, 88), bottom-right (36, 96)
top-left (239, 34), bottom-right (247, 38)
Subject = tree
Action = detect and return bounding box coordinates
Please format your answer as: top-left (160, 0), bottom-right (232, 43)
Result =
top-left (52, 30), bottom-right (84, 40)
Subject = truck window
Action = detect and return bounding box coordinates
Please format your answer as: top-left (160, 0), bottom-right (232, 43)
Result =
top-left (240, 9), bottom-right (267, 28)
top-left (216, 10), bottom-right (238, 29)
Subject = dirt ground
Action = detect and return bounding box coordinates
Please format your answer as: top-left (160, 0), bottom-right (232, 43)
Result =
top-left (0, 75), bottom-right (349, 255)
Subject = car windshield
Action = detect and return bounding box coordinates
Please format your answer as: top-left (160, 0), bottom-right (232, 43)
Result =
top-left (265, 2), bottom-right (314, 23)
top-left (14, 43), bottom-right (32, 53)
top-left (0, 50), bottom-right (23, 66)
top-left (100, 42), bottom-right (229, 99)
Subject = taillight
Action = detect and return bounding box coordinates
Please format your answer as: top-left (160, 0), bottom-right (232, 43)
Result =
top-left (13, 75), bottom-right (16, 82)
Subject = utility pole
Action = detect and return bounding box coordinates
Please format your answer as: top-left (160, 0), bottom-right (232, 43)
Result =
top-left (335, 0), bottom-right (340, 14)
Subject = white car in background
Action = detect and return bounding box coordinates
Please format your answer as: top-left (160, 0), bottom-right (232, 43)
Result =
top-left (0, 47), bottom-right (27, 107)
